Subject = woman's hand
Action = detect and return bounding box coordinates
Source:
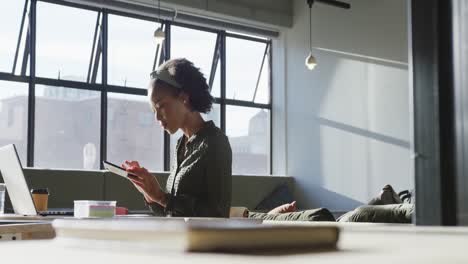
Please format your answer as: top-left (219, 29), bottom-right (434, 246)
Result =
top-left (122, 160), bottom-right (167, 206)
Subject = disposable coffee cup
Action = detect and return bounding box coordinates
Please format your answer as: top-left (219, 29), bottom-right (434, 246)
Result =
top-left (31, 188), bottom-right (49, 212)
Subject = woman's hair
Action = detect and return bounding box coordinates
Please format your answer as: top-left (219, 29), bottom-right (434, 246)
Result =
top-left (151, 58), bottom-right (213, 113)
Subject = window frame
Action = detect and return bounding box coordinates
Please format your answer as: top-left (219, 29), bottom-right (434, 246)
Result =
top-left (0, 0), bottom-right (273, 174)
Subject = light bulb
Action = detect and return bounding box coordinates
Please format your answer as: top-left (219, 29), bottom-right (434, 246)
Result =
top-left (154, 27), bottom-right (165, 45)
top-left (305, 52), bottom-right (317, 70)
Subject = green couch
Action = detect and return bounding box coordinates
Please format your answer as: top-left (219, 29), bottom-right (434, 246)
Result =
top-left (1, 168), bottom-right (293, 212)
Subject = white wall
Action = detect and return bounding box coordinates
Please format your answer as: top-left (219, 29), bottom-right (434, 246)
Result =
top-left (283, 0), bottom-right (412, 210)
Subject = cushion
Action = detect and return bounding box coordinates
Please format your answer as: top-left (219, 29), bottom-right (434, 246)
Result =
top-left (248, 208), bottom-right (336, 222)
top-left (337, 203), bottom-right (414, 223)
top-left (254, 183), bottom-right (294, 211)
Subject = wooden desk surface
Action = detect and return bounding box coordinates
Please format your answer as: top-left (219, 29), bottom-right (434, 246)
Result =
top-left (0, 222), bottom-right (467, 263)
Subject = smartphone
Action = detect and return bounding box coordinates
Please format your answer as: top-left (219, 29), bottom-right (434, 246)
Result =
top-left (103, 161), bottom-right (138, 179)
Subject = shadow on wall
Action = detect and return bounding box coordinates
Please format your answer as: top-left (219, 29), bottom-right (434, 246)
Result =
top-left (317, 117), bottom-right (410, 149)
top-left (289, 48), bottom-right (411, 210)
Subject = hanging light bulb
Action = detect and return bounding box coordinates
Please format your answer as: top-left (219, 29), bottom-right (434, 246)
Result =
top-left (305, 52), bottom-right (317, 70)
top-left (305, 0), bottom-right (317, 70)
top-left (154, 27), bottom-right (165, 44)
top-left (154, 0), bottom-right (165, 44)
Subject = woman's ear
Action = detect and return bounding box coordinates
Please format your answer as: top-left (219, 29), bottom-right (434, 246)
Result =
top-left (179, 92), bottom-right (189, 105)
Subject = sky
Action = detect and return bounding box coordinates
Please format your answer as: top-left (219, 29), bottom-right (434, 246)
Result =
top-left (0, 0), bottom-right (271, 137)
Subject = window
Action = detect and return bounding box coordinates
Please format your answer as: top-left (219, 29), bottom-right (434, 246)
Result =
top-left (0, 1), bottom-right (272, 175)
top-left (0, 81), bottom-right (28, 164)
top-left (108, 14), bottom-right (163, 88)
top-left (138, 112), bottom-right (154, 127)
top-left (227, 106), bottom-right (270, 175)
top-left (226, 37), bottom-right (270, 104)
top-left (107, 93), bottom-right (164, 172)
top-left (0, 0), bottom-right (30, 75)
top-left (36, 2), bottom-right (100, 82)
top-left (34, 85), bottom-right (100, 170)
top-left (171, 25), bottom-right (220, 97)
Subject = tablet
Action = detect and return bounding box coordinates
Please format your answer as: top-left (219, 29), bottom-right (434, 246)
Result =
top-left (103, 161), bottom-right (138, 179)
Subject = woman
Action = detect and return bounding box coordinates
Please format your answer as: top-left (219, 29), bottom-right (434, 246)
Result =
top-left (122, 58), bottom-right (232, 217)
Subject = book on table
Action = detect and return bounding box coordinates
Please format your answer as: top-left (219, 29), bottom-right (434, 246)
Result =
top-left (52, 218), bottom-right (339, 252)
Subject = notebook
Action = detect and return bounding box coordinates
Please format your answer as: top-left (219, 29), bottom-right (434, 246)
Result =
top-left (0, 144), bottom-right (73, 216)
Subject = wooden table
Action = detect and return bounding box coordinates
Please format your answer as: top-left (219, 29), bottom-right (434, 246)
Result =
top-left (0, 220), bottom-right (467, 263)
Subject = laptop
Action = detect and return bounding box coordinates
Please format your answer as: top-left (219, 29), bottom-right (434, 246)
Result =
top-left (0, 144), bottom-right (73, 216)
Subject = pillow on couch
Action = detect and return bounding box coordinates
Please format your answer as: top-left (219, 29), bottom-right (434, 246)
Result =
top-left (254, 183), bottom-right (294, 211)
top-left (248, 208), bottom-right (336, 222)
top-left (337, 203), bottom-right (414, 223)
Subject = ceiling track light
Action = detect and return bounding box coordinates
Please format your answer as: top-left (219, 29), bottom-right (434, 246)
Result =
top-left (305, 0), bottom-right (350, 71)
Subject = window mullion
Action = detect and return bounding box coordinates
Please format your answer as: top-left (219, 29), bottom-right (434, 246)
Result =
top-left (220, 31), bottom-right (226, 134)
top-left (99, 10), bottom-right (108, 170)
top-left (163, 22), bottom-right (171, 171)
top-left (26, 0), bottom-right (36, 167)
top-left (269, 40), bottom-right (273, 174)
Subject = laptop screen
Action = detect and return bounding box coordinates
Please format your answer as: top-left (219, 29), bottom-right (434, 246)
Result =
top-left (0, 144), bottom-right (37, 215)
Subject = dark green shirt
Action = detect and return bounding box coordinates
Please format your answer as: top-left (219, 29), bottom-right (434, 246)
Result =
top-left (147, 121), bottom-right (232, 217)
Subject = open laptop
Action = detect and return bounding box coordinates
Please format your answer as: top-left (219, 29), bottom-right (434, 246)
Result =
top-left (0, 144), bottom-right (73, 216)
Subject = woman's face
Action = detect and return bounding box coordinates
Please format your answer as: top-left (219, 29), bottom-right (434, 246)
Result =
top-left (149, 83), bottom-right (189, 134)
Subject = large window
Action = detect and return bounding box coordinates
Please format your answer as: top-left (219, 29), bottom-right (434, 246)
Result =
top-left (0, 0), bottom-right (272, 175)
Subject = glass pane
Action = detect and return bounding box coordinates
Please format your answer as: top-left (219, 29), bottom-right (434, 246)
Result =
top-left (169, 104), bottom-right (221, 168)
top-left (0, 81), bottom-right (28, 164)
top-left (0, 0), bottom-right (28, 73)
top-left (170, 25), bottom-right (219, 96)
top-left (226, 37), bottom-right (270, 104)
top-left (107, 93), bottom-right (164, 172)
top-left (108, 15), bottom-right (162, 88)
top-left (35, 85), bottom-right (100, 170)
top-left (226, 106), bottom-right (270, 175)
top-left (36, 2), bottom-right (99, 82)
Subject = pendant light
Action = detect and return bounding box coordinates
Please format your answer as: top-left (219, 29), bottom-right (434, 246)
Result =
top-left (304, 0), bottom-right (351, 70)
top-left (154, 0), bottom-right (165, 45)
top-left (305, 0), bottom-right (317, 70)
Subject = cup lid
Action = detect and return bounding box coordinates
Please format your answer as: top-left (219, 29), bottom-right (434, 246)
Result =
top-left (31, 188), bottom-right (49, 194)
